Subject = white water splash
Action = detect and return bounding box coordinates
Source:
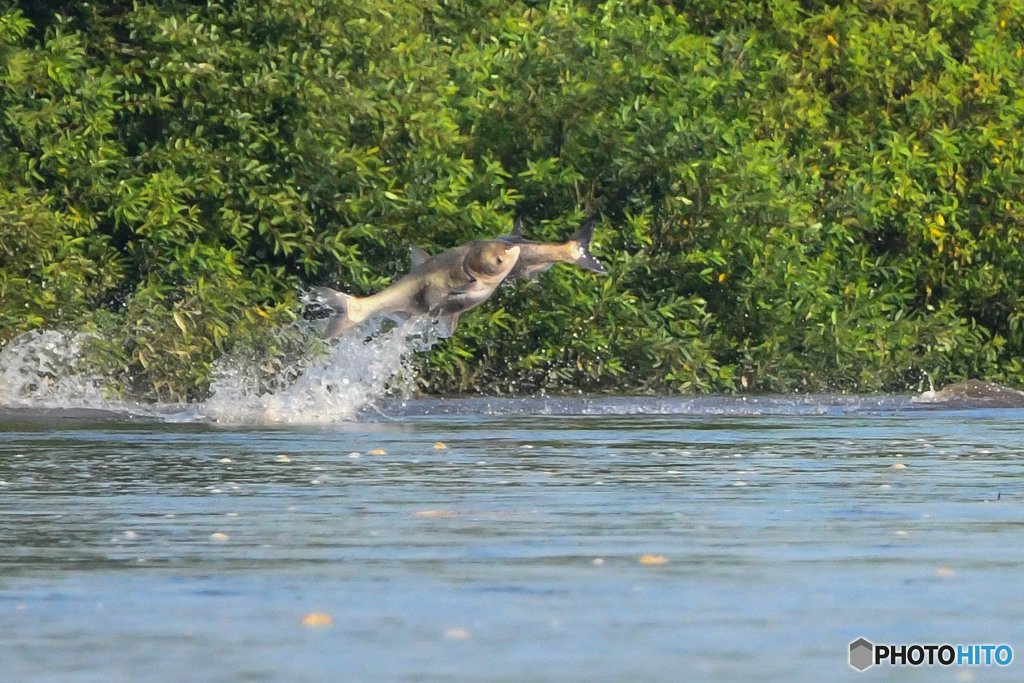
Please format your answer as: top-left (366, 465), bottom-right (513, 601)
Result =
top-left (0, 330), bottom-right (118, 410)
top-left (0, 318), bottom-right (446, 424)
top-left (184, 317), bottom-right (443, 424)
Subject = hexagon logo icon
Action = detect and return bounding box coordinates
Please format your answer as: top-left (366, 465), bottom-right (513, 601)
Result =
top-left (850, 638), bottom-right (874, 671)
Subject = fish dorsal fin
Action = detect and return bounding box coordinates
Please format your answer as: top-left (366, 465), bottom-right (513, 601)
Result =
top-left (409, 244), bottom-right (431, 269)
top-left (510, 215), bottom-right (525, 239)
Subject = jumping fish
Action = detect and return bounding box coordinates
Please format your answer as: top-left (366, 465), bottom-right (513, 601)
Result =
top-left (914, 379), bottom-right (1024, 408)
top-left (409, 217), bottom-right (606, 282)
top-left (315, 240), bottom-right (520, 338)
top-left (501, 217), bottom-right (606, 281)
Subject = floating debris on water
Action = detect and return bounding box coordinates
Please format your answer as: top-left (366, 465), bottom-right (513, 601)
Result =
top-left (276, 455), bottom-right (292, 463)
top-left (891, 463), bottom-right (906, 470)
top-left (210, 532), bottom-right (230, 543)
top-left (935, 567), bottom-right (954, 579)
top-left (591, 558), bottom-right (605, 566)
top-left (301, 613), bottom-right (333, 627)
top-left (368, 448), bottom-right (386, 455)
top-left (433, 441), bottom-right (447, 449)
top-left (123, 530), bottom-right (137, 540)
top-left (639, 554), bottom-right (668, 565)
top-left (444, 627), bottom-right (471, 640)
top-left (219, 457), bottom-right (232, 463)
top-left (413, 510), bottom-right (457, 518)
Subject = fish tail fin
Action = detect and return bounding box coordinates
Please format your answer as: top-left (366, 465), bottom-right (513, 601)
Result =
top-left (313, 286), bottom-right (362, 339)
top-left (569, 219), bottom-right (607, 274)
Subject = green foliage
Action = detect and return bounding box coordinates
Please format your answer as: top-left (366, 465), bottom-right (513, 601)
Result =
top-left (2, 0), bottom-right (1024, 399)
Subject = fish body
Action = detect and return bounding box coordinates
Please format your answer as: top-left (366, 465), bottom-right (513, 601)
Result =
top-left (316, 240), bottom-right (520, 338)
top-left (409, 218), bottom-right (606, 282)
top-left (499, 217), bottom-right (606, 281)
top-left (914, 379), bottom-right (1024, 407)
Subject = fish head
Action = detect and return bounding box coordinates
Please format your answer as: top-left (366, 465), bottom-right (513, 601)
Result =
top-left (466, 240), bottom-right (520, 280)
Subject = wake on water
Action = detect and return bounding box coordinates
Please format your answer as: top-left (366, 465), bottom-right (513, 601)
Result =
top-left (0, 318), bottom-right (445, 425)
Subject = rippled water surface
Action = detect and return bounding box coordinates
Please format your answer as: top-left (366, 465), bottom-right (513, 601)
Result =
top-left (2, 397), bottom-right (1023, 681)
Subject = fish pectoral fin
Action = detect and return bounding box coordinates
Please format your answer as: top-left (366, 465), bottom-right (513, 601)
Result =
top-left (455, 266), bottom-right (479, 290)
top-left (409, 245), bottom-right (431, 269)
top-left (443, 281), bottom-right (486, 310)
top-left (437, 312), bottom-right (461, 337)
top-left (448, 280), bottom-right (478, 296)
top-left (524, 263), bottom-right (553, 280)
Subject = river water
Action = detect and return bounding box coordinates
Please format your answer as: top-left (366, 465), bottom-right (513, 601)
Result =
top-left (1, 396), bottom-right (1022, 682)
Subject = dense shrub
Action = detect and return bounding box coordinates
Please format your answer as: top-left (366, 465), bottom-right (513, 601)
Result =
top-left (1, 0), bottom-right (1022, 399)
